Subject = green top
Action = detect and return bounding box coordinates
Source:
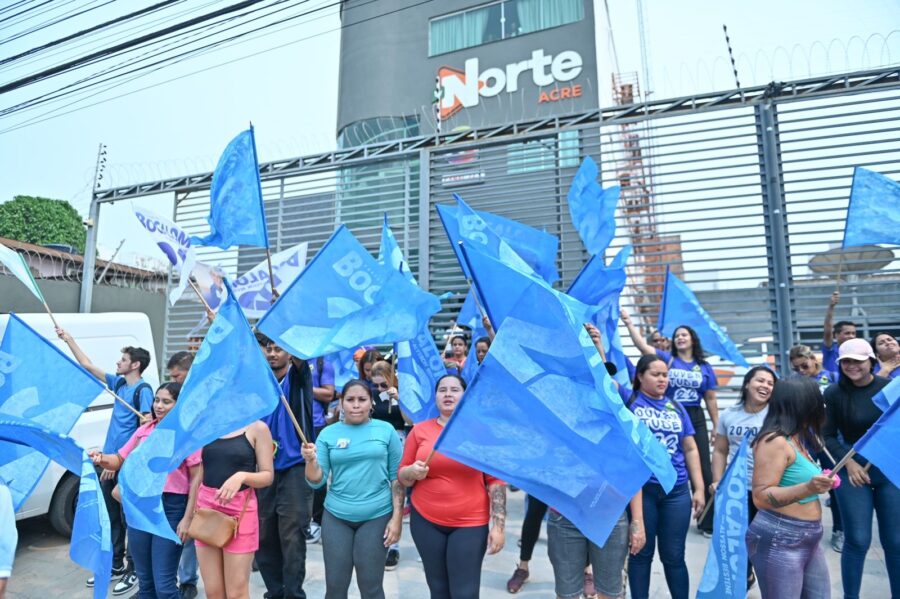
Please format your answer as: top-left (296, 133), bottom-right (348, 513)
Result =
top-left (778, 438), bottom-right (822, 504)
top-left (307, 419), bottom-right (403, 522)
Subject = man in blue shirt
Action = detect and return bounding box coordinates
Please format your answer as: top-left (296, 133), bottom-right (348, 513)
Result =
top-left (256, 333), bottom-right (317, 599)
top-left (57, 328), bottom-right (153, 595)
top-left (822, 291), bottom-right (858, 372)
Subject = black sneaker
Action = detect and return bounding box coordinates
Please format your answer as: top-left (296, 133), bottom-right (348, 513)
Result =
top-left (86, 565), bottom-right (127, 587)
top-left (112, 572), bottom-right (138, 596)
top-left (385, 548), bottom-right (400, 571)
top-left (179, 583), bottom-right (199, 599)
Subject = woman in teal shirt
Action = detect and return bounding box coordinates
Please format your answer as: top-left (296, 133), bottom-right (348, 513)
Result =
top-left (302, 379), bottom-right (404, 599)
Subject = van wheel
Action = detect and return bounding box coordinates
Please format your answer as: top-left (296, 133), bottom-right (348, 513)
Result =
top-left (48, 474), bottom-right (79, 537)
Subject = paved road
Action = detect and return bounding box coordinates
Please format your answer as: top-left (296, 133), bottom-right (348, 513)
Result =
top-left (8, 491), bottom-right (889, 597)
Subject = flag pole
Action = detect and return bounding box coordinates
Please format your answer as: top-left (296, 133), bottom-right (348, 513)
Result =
top-left (266, 248), bottom-right (277, 303)
top-left (827, 448), bottom-right (857, 479)
top-left (187, 279), bottom-right (213, 315)
top-left (279, 394), bottom-right (309, 445)
top-left (835, 252), bottom-right (845, 294)
top-left (695, 495), bottom-right (713, 523)
top-left (424, 448), bottom-right (437, 466)
top-left (103, 388), bottom-right (144, 418)
top-left (41, 301), bottom-right (60, 330)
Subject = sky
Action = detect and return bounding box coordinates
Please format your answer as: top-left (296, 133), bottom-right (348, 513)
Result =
top-left (0, 0), bottom-right (898, 265)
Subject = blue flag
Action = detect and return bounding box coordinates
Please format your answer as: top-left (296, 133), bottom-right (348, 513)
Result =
top-left (567, 156), bottom-right (621, 256)
top-left (697, 436), bottom-right (750, 599)
top-left (658, 269), bottom-right (749, 368)
top-left (378, 214), bottom-right (416, 284)
top-left (119, 284), bottom-right (282, 542)
top-left (434, 278), bottom-right (675, 546)
top-left (191, 127), bottom-right (269, 249)
top-left (328, 349), bottom-right (359, 389)
top-left (843, 167), bottom-right (900, 249)
top-left (872, 376), bottom-right (900, 412)
top-left (436, 202), bottom-right (559, 284)
top-left (459, 291), bottom-right (489, 383)
top-left (0, 314), bottom-right (105, 509)
top-left (0, 415), bottom-right (112, 599)
top-left (854, 387), bottom-right (900, 489)
top-left (258, 226), bottom-right (441, 359)
top-left (437, 195), bottom-right (538, 290)
top-left (568, 246), bottom-right (633, 388)
top-left (396, 329), bottom-right (443, 423)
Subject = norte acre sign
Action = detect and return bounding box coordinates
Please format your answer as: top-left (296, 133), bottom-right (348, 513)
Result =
top-left (437, 49), bottom-right (586, 121)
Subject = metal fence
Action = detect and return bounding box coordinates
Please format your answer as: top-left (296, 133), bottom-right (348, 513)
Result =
top-left (90, 66), bottom-right (900, 387)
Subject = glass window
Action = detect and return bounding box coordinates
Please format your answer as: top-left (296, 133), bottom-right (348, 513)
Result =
top-left (507, 131), bottom-right (582, 174)
top-left (516, 0), bottom-right (583, 34)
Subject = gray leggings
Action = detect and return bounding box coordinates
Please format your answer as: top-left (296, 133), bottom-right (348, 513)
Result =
top-left (321, 510), bottom-right (391, 599)
top-left (746, 509), bottom-right (830, 599)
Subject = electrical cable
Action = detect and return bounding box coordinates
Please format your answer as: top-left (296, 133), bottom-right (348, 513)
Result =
top-left (1, 0), bottom-right (117, 46)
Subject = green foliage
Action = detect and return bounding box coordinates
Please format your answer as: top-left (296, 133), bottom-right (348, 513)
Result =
top-left (0, 195), bottom-right (86, 253)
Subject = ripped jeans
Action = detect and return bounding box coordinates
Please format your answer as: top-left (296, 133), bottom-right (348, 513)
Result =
top-left (746, 509), bottom-right (830, 599)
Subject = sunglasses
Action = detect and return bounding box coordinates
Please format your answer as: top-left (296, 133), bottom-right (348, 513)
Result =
top-left (374, 382), bottom-right (390, 390)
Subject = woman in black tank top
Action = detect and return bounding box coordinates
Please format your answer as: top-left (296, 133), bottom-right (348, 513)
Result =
top-left (193, 420), bottom-right (273, 599)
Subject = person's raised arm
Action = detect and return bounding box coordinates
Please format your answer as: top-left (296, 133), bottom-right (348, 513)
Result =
top-left (584, 322), bottom-right (607, 362)
top-left (55, 328), bottom-right (104, 381)
top-left (620, 309), bottom-right (654, 356)
top-left (751, 435), bottom-right (833, 509)
top-left (824, 291), bottom-right (840, 347)
top-left (483, 316), bottom-right (495, 341)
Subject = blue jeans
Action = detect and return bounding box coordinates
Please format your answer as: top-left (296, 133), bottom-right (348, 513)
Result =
top-left (628, 482), bottom-right (691, 599)
top-left (835, 464), bottom-right (900, 599)
top-left (177, 538), bottom-right (198, 586)
top-left (128, 493), bottom-right (187, 599)
top-left (547, 510), bottom-right (628, 598)
top-left (746, 509), bottom-right (829, 599)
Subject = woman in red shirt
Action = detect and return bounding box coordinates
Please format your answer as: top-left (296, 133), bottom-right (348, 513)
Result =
top-left (398, 374), bottom-right (506, 599)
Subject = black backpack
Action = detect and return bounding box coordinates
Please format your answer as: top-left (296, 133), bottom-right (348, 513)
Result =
top-left (113, 378), bottom-right (152, 425)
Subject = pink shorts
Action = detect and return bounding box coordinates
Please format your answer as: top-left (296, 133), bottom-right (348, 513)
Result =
top-left (194, 484), bottom-right (259, 554)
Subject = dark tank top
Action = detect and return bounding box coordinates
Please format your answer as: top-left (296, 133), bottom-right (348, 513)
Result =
top-left (201, 433), bottom-right (257, 489)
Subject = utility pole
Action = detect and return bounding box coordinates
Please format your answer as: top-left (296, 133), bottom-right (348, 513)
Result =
top-left (78, 143), bottom-right (106, 313)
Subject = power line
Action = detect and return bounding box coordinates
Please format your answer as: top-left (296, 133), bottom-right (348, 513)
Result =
top-left (1, 0), bottom-right (118, 46)
top-left (0, 0), bottom-right (271, 94)
top-left (0, 0), bottom-right (56, 26)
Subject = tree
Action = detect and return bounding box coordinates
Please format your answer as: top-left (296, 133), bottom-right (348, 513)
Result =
top-left (0, 195), bottom-right (86, 253)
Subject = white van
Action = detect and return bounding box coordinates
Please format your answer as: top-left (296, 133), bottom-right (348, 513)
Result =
top-left (0, 312), bottom-right (158, 536)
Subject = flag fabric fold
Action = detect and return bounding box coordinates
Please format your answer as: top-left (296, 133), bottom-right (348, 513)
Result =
top-left (567, 156), bottom-right (621, 256)
top-left (378, 214), bottom-right (416, 284)
top-left (232, 242), bottom-right (309, 318)
top-left (119, 284), bottom-right (282, 542)
top-left (433, 277), bottom-right (675, 547)
top-left (696, 435), bottom-right (750, 599)
top-left (853, 387), bottom-right (900, 488)
top-left (657, 269), bottom-right (749, 368)
top-left (257, 226), bottom-right (441, 360)
top-left (132, 206), bottom-right (197, 305)
top-left (459, 290), bottom-right (489, 383)
top-left (0, 244), bottom-right (44, 303)
top-left (872, 376), bottom-right (900, 412)
top-left (191, 127), bottom-right (269, 249)
top-left (0, 415), bottom-right (112, 599)
top-left (842, 167), bottom-right (900, 249)
top-left (0, 314), bottom-right (105, 509)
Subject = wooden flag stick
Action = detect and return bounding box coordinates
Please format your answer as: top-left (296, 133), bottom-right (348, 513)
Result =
top-left (424, 448), bottom-right (437, 467)
top-left (828, 448), bottom-right (857, 479)
top-left (265, 247), bottom-right (277, 303)
top-left (835, 252), bottom-right (845, 294)
top-left (103, 388), bottom-right (143, 418)
top-left (41, 300), bottom-right (60, 330)
top-left (280, 394), bottom-right (308, 445)
top-left (187, 279), bottom-right (213, 315)
top-left (695, 494), bottom-right (714, 524)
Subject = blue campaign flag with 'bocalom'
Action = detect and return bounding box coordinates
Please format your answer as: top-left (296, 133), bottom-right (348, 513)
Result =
top-left (434, 279), bottom-right (675, 547)
top-left (396, 329), bottom-right (443, 423)
top-left (697, 436), bottom-right (750, 599)
top-left (258, 226), bottom-right (441, 359)
top-left (119, 284), bottom-right (282, 542)
top-left (0, 415), bottom-right (112, 599)
top-left (854, 387), bottom-right (900, 489)
top-left (567, 156), bottom-right (621, 256)
top-left (843, 167), bottom-right (900, 249)
top-left (0, 314), bottom-right (105, 509)
top-left (191, 127), bottom-right (269, 250)
top-left (658, 269), bottom-right (749, 368)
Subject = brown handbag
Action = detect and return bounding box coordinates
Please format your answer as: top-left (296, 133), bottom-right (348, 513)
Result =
top-left (187, 491), bottom-right (250, 548)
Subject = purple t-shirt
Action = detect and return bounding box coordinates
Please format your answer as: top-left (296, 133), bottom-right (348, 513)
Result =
top-left (308, 358), bottom-right (335, 429)
top-left (822, 343), bottom-right (839, 373)
top-left (628, 391), bottom-right (696, 485)
top-left (656, 350), bottom-right (717, 408)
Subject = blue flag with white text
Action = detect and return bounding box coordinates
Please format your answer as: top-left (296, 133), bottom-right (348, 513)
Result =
top-left (568, 245), bottom-right (633, 388)
top-left (0, 314), bottom-right (105, 509)
top-left (872, 376), bottom-right (900, 412)
top-left (191, 127), bottom-right (269, 249)
top-left (434, 279), bottom-right (675, 546)
top-left (396, 329), bottom-right (443, 423)
top-left (258, 226), bottom-right (441, 359)
top-left (854, 388), bottom-right (900, 489)
top-left (0, 415), bottom-right (112, 599)
top-left (843, 167), bottom-right (900, 249)
top-left (658, 269), bottom-right (749, 368)
top-left (119, 285), bottom-right (282, 542)
top-left (567, 156), bottom-right (621, 256)
top-left (697, 435), bottom-right (750, 599)
top-left (378, 214), bottom-right (416, 284)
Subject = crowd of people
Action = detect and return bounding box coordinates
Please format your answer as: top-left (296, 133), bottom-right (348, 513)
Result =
top-left (0, 289), bottom-right (897, 599)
